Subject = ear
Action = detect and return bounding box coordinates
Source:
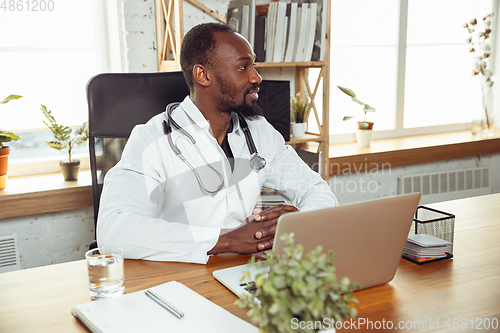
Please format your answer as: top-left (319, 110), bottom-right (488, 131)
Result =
top-left (192, 64), bottom-right (211, 87)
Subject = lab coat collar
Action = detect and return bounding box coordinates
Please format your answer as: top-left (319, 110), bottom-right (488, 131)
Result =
top-left (177, 96), bottom-right (243, 137)
top-left (177, 96), bottom-right (210, 131)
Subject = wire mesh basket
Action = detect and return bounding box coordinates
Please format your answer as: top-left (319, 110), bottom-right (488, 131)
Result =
top-left (402, 206), bottom-right (455, 265)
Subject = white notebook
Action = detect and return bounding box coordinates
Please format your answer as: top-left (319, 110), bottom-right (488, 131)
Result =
top-left (72, 281), bottom-right (257, 333)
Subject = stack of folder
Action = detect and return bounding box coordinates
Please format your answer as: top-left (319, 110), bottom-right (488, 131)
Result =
top-left (403, 234), bottom-right (452, 263)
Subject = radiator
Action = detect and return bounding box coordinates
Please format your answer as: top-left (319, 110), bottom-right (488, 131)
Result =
top-left (0, 234), bottom-right (21, 273)
top-left (399, 167), bottom-right (491, 204)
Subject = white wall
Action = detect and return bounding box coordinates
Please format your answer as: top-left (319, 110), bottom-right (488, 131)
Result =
top-left (0, 208), bottom-right (94, 270)
top-left (330, 153), bottom-right (500, 205)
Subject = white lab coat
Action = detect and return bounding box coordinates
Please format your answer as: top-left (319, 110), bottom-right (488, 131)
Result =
top-left (97, 96), bottom-right (338, 264)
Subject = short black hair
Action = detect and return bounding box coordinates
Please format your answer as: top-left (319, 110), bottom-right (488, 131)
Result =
top-left (180, 23), bottom-right (235, 91)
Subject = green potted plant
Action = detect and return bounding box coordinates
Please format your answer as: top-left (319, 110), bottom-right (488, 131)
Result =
top-left (337, 86), bottom-right (376, 147)
top-left (41, 104), bottom-right (89, 181)
top-left (236, 233), bottom-right (359, 333)
top-left (1, 94), bottom-right (23, 190)
top-left (291, 92), bottom-right (309, 138)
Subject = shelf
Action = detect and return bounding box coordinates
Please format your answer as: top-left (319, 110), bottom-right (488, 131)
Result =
top-left (0, 171), bottom-right (93, 220)
top-left (255, 61), bottom-right (326, 68)
top-left (156, 0), bottom-right (331, 180)
top-left (286, 133), bottom-right (323, 144)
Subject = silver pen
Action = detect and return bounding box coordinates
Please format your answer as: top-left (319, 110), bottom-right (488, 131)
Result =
top-left (145, 289), bottom-right (184, 319)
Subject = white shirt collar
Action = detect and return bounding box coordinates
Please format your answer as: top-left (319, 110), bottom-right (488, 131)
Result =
top-left (176, 96), bottom-right (242, 135)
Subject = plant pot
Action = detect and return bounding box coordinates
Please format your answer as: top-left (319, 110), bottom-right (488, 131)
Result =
top-left (0, 146), bottom-right (10, 190)
top-left (356, 129), bottom-right (373, 147)
top-left (357, 121), bottom-right (374, 130)
top-left (356, 122), bottom-right (374, 147)
top-left (0, 174), bottom-right (6, 190)
top-left (291, 122), bottom-right (306, 138)
top-left (60, 159), bottom-right (80, 181)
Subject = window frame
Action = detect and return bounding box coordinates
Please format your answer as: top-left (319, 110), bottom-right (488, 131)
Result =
top-left (4, 0), bottom-right (124, 177)
top-left (329, 0), bottom-right (499, 144)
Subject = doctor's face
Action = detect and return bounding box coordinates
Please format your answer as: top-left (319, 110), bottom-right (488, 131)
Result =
top-left (212, 31), bottom-right (263, 118)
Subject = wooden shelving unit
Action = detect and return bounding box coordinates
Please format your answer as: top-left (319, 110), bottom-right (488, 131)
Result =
top-left (155, 0), bottom-right (331, 180)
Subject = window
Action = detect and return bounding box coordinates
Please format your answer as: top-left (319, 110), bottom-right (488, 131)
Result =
top-left (329, 0), bottom-right (495, 141)
top-left (0, 0), bottom-right (119, 175)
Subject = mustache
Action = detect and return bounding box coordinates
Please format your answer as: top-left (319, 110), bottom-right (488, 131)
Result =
top-left (245, 83), bottom-right (260, 94)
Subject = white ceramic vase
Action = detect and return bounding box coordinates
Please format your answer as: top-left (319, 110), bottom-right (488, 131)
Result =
top-left (291, 122), bottom-right (306, 138)
top-left (356, 129), bottom-right (373, 147)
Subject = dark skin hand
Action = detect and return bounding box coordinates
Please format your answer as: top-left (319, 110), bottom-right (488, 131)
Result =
top-left (207, 204), bottom-right (299, 255)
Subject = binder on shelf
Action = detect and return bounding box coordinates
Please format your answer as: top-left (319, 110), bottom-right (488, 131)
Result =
top-left (227, 6), bottom-right (246, 38)
top-left (309, 0), bottom-right (327, 61)
top-left (254, 12), bottom-right (267, 62)
top-left (265, 1), bottom-right (278, 62)
top-left (71, 281), bottom-right (258, 333)
top-left (284, 2), bottom-right (298, 62)
top-left (272, 1), bottom-right (288, 62)
top-left (227, 0), bottom-right (256, 47)
top-left (303, 2), bottom-right (317, 62)
top-left (294, 3), bottom-right (309, 62)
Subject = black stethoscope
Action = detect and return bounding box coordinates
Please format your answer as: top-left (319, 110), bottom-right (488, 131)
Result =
top-left (162, 103), bottom-right (266, 194)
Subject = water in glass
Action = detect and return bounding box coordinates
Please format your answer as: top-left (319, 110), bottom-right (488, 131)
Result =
top-left (86, 247), bottom-right (124, 300)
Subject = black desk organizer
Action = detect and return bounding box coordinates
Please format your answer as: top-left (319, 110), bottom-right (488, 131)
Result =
top-left (402, 206), bottom-right (455, 265)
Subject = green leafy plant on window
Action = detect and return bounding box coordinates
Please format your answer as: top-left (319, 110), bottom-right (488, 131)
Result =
top-left (0, 95), bottom-right (23, 148)
top-left (41, 105), bottom-right (89, 163)
top-left (337, 86), bottom-right (376, 130)
top-left (236, 233), bottom-right (360, 333)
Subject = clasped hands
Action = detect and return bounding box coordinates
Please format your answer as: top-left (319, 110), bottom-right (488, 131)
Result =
top-left (208, 204), bottom-right (299, 255)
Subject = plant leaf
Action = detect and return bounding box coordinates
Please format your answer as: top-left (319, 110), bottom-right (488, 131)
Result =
top-left (364, 104), bottom-right (376, 112)
top-left (337, 86), bottom-right (356, 97)
top-left (351, 97), bottom-right (364, 105)
top-left (358, 122), bottom-right (370, 130)
top-left (45, 141), bottom-right (66, 150)
top-left (0, 130), bottom-right (21, 141)
top-left (1, 95), bottom-right (22, 104)
top-left (343, 116), bottom-right (354, 121)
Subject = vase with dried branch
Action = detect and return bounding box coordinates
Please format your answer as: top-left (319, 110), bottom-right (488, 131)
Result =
top-left (464, 13), bottom-right (495, 137)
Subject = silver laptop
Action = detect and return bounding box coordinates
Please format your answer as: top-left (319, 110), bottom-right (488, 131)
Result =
top-left (213, 193), bottom-right (421, 298)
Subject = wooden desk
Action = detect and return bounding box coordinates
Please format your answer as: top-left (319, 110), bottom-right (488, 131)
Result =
top-left (1, 194), bottom-right (499, 332)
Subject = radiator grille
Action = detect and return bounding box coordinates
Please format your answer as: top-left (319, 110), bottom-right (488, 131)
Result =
top-left (400, 167), bottom-right (491, 204)
top-left (0, 234), bottom-right (21, 273)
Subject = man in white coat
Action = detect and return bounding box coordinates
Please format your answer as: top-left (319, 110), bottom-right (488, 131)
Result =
top-left (97, 23), bottom-right (338, 264)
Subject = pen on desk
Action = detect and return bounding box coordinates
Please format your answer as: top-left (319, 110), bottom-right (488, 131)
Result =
top-left (145, 289), bottom-right (184, 319)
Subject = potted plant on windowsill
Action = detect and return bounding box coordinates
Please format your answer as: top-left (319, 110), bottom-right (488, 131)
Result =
top-left (291, 92), bottom-right (309, 138)
top-left (1, 95), bottom-right (23, 190)
top-left (337, 86), bottom-right (376, 147)
top-left (236, 233), bottom-right (359, 333)
top-left (41, 105), bottom-right (89, 181)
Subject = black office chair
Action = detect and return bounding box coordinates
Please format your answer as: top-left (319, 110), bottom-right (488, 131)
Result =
top-left (86, 72), bottom-right (191, 250)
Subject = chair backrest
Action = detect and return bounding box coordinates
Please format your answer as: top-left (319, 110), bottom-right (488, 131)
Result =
top-left (86, 72), bottom-right (190, 226)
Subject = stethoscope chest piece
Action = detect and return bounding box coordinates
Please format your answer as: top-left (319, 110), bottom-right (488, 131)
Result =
top-left (249, 153), bottom-right (266, 171)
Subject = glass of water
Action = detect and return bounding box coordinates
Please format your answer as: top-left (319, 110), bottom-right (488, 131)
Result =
top-left (85, 246), bottom-right (125, 300)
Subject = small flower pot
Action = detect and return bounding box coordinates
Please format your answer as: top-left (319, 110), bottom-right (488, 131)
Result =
top-left (356, 129), bottom-right (373, 147)
top-left (356, 122), bottom-right (374, 147)
top-left (60, 159), bottom-right (81, 181)
top-left (291, 122), bottom-right (306, 138)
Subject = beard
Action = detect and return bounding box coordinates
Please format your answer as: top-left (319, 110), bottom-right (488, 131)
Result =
top-left (216, 78), bottom-right (263, 120)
